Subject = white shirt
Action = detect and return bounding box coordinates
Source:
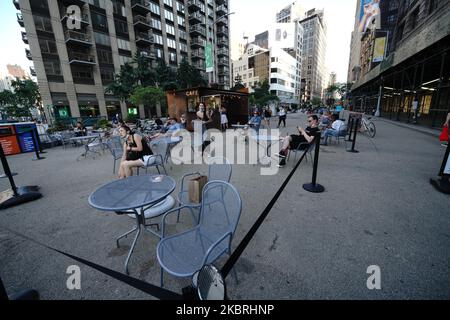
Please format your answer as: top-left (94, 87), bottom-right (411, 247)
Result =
top-left (279, 109), bottom-right (286, 116)
top-left (332, 120), bottom-right (345, 131)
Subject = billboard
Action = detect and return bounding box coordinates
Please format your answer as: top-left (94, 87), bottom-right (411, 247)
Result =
top-left (268, 23), bottom-right (296, 49)
top-left (359, 0), bottom-right (381, 33)
top-left (372, 37), bottom-right (386, 62)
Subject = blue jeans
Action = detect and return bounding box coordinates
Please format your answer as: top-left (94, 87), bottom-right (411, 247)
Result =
top-left (323, 129), bottom-right (339, 144)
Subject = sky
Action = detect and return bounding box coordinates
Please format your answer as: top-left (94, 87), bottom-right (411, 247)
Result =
top-left (0, 0), bottom-right (357, 83)
top-left (229, 0), bottom-right (357, 83)
top-left (0, 0), bottom-right (34, 77)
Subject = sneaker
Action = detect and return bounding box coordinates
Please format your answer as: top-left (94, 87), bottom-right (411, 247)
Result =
top-left (277, 164), bottom-right (285, 168)
top-left (441, 142), bottom-right (448, 147)
top-left (275, 153), bottom-right (286, 159)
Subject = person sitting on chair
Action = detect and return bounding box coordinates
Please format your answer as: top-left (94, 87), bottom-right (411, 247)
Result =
top-left (74, 121), bottom-right (87, 137)
top-left (321, 114), bottom-right (345, 146)
top-left (276, 115), bottom-right (319, 168)
top-left (118, 125), bottom-right (154, 179)
top-left (247, 111), bottom-right (262, 135)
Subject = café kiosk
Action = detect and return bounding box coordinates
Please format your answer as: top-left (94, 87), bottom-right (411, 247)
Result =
top-left (166, 87), bottom-right (249, 132)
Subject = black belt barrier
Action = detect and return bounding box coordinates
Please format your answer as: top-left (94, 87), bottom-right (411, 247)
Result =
top-left (221, 139), bottom-right (313, 278)
top-left (0, 225), bottom-right (182, 300)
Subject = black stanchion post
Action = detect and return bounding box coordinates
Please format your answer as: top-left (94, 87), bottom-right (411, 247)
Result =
top-left (0, 144), bottom-right (18, 197)
top-left (30, 130), bottom-right (45, 161)
top-left (346, 117), bottom-right (354, 142)
top-left (347, 118), bottom-right (360, 153)
top-left (303, 133), bottom-right (325, 193)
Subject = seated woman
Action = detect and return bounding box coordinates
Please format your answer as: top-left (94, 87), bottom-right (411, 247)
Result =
top-left (276, 115), bottom-right (319, 168)
top-left (118, 125), bottom-right (154, 179)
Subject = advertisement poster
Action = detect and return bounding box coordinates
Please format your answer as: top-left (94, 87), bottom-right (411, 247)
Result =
top-left (269, 23), bottom-right (295, 49)
top-left (359, 0), bottom-right (381, 33)
top-left (373, 37), bottom-right (386, 62)
top-left (205, 42), bottom-right (213, 73)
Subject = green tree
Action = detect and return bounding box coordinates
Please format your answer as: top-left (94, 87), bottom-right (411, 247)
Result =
top-left (154, 59), bottom-right (178, 91)
top-left (311, 97), bottom-right (322, 106)
top-left (105, 63), bottom-right (136, 102)
top-left (130, 86), bottom-right (165, 114)
top-left (176, 58), bottom-right (207, 89)
top-left (250, 80), bottom-right (279, 106)
top-left (0, 90), bottom-right (18, 118)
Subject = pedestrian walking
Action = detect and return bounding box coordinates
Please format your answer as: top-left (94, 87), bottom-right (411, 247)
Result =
top-left (264, 107), bottom-right (272, 128)
top-left (277, 106), bottom-right (287, 128)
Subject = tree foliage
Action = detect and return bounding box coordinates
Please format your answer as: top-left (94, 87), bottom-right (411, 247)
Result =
top-left (0, 79), bottom-right (41, 118)
top-left (129, 86), bottom-right (165, 107)
top-left (176, 59), bottom-right (207, 89)
top-left (250, 79), bottom-right (279, 106)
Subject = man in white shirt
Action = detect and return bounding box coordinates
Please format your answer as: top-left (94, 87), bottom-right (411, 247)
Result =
top-left (321, 114), bottom-right (345, 146)
top-left (277, 107), bottom-right (287, 128)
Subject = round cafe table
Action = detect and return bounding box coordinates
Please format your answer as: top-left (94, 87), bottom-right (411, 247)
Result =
top-left (88, 174), bottom-right (176, 274)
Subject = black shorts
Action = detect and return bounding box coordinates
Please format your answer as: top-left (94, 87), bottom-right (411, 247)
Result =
top-left (290, 135), bottom-right (308, 150)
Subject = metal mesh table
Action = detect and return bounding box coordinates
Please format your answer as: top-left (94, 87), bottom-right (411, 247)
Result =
top-left (88, 175), bottom-right (176, 274)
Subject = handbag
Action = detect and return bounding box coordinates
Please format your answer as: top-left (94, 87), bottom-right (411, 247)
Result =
top-left (440, 125), bottom-right (449, 142)
top-left (188, 175), bottom-right (208, 203)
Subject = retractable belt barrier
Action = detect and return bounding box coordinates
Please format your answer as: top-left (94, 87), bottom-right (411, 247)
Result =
top-left (1, 136), bottom-right (320, 300)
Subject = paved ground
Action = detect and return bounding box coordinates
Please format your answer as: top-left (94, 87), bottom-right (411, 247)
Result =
top-left (1, 113), bottom-right (449, 300)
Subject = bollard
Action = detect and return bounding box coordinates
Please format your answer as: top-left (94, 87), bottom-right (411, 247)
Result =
top-left (30, 130), bottom-right (45, 161)
top-left (303, 132), bottom-right (325, 193)
top-left (347, 118), bottom-right (360, 153)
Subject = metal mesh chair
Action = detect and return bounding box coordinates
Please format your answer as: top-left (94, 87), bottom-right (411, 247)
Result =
top-left (106, 136), bottom-right (124, 174)
top-left (288, 141), bottom-right (314, 165)
top-left (138, 139), bottom-right (167, 175)
top-left (177, 157), bottom-right (232, 211)
top-left (157, 181), bottom-right (242, 287)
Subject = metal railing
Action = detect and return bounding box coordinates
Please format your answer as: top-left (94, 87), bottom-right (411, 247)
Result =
top-left (65, 30), bottom-right (91, 43)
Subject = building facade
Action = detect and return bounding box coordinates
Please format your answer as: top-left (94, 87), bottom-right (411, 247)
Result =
top-left (351, 0), bottom-right (450, 128)
top-left (275, 1), bottom-right (304, 23)
top-left (13, 0), bottom-right (231, 122)
top-left (299, 8), bottom-right (327, 102)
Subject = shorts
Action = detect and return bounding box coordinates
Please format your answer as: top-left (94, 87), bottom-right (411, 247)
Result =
top-left (142, 155), bottom-right (157, 166)
top-left (290, 135), bottom-right (308, 150)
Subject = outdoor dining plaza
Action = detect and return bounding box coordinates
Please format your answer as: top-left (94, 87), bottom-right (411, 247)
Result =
top-left (1, 111), bottom-right (449, 301)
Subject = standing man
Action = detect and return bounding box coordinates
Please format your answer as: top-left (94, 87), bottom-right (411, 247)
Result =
top-left (277, 106), bottom-right (287, 128)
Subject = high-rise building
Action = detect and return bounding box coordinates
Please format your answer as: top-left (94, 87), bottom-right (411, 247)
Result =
top-left (351, 0), bottom-right (450, 127)
top-left (7, 64), bottom-right (29, 79)
top-left (299, 8), bottom-right (327, 102)
top-left (275, 1), bottom-right (304, 23)
top-left (13, 0), bottom-right (231, 121)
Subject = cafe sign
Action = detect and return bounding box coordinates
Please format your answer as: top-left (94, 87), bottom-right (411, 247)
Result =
top-left (186, 90), bottom-right (199, 97)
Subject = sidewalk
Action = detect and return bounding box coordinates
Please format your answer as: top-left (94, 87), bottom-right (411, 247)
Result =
top-left (375, 117), bottom-right (441, 138)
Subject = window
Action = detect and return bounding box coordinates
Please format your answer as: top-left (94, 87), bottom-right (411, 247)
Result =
top-left (167, 38), bottom-right (176, 49)
top-left (164, 0), bottom-right (173, 7)
top-left (97, 48), bottom-right (113, 64)
top-left (150, 2), bottom-right (160, 15)
top-left (271, 78), bottom-right (277, 83)
top-left (43, 60), bottom-right (61, 75)
top-left (92, 12), bottom-right (108, 31)
top-left (179, 30), bottom-right (187, 40)
top-left (177, 15), bottom-right (185, 26)
top-left (410, 8), bottom-right (420, 30)
top-left (166, 24), bottom-right (175, 35)
top-left (112, 0), bottom-right (125, 16)
top-left (39, 39), bottom-right (58, 54)
top-left (114, 19), bottom-right (128, 35)
top-left (71, 66), bottom-right (93, 81)
top-left (88, 0), bottom-right (106, 9)
top-left (94, 32), bottom-right (111, 46)
top-left (117, 39), bottom-right (131, 51)
top-left (179, 42), bottom-right (188, 52)
top-left (155, 48), bottom-right (163, 59)
top-left (176, 2), bottom-right (184, 13)
top-left (389, 1), bottom-right (399, 11)
top-left (429, 0), bottom-right (438, 14)
top-left (34, 15), bottom-right (52, 32)
top-left (164, 9), bottom-right (174, 21)
top-left (100, 67), bottom-right (115, 84)
top-left (119, 55), bottom-right (131, 65)
top-left (154, 34), bottom-right (163, 45)
top-left (169, 52), bottom-right (177, 63)
top-left (151, 18), bottom-right (161, 30)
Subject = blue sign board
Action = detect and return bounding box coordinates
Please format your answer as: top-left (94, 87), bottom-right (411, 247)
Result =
top-left (15, 123), bottom-right (37, 153)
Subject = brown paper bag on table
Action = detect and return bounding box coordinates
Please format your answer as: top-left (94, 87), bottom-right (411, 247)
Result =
top-left (188, 175), bottom-right (208, 203)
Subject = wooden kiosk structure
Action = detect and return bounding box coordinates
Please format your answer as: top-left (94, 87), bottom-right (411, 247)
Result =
top-left (166, 87), bottom-right (249, 131)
